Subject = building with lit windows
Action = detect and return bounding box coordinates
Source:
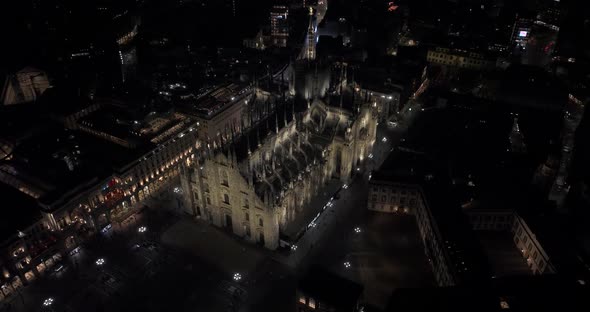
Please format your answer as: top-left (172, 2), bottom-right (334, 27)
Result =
top-left (355, 84), bottom-right (402, 122)
top-left (0, 185), bottom-right (47, 299)
top-left (0, 98), bottom-right (200, 295)
top-left (511, 17), bottom-right (534, 48)
top-left (243, 29), bottom-right (266, 50)
top-left (426, 47), bottom-right (496, 70)
top-left (270, 5), bottom-right (289, 47)
top-left (368, 150), bottom-right (490, 286)
top-left (177, 83), bottom-right (255, 148)
top-left (297, 266), bottom-right (363, 312)
top-left (509, 213), bottom-right (554, 275)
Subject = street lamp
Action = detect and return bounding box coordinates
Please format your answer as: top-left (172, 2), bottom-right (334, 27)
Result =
top-left (354, 227), bottom-right (362, 234)
top-left (138, 226), bottom-right (147, 233)
top-left (43, 297), bottom-right (54, 307)
top-left (344, 261), bottom-right (351, 269)
top-left (291, 245), bottom-right (298, 251)
top-left (95, 258), bottom-right (105, 266)
top-left (382, 137), bottom-right (388, 143)
top-left (233, 273), bottom-right (242, 281)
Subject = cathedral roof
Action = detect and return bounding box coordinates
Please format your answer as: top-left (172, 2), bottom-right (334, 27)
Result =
top-left (231, 100), bottom-right (296, 163)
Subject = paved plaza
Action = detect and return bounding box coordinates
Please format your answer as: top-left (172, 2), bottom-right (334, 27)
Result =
top-left (312, 211), bottom-right (435, 309)
top-left (161, 218), bottom-right (264, 276)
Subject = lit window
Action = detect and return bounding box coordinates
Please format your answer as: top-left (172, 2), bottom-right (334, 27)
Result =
top-left (309, 298), bottom-right (316, 309)
top-left (299, 296), bottom-right (306, 304)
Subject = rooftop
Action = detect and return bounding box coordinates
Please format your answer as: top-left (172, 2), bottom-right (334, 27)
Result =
top-left (180, 83), bottom-right (253, 119)
top-left (0, 183), bottom-right (41, 243)
top-left (298, 266), bottom-right (363, 310)
top-left (387, 275), bottom-right (590, 312)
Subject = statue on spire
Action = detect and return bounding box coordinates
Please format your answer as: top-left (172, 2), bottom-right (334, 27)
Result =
top-left (304, 7), bottom-right (316, 61)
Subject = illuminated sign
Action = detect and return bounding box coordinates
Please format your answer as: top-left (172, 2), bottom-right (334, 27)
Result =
top-left (519, 31), bottom-right (528, 37)
top-left (388, 1), bottom-right (399, 11)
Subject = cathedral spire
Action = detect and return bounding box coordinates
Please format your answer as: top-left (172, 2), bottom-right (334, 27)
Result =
top-left (304, 7), bottom-right (316, 61)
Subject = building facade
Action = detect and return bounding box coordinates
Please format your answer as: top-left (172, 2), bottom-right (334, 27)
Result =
top-left (270, 5), bottom-right (289, 47)
top-left (510, 213), bottom-right (554, 275)
top-left (368, 168), bottom-right (487, 287)
top-left (0, 113), bottom-right (200, 301)
top-left (1, 67), bottom-right (50, 106)
top-left (181, 96), bottom-right (378, 249)
top-left (427, 47), bottom-right (496, 70)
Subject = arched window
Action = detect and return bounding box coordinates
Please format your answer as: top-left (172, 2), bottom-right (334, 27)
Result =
top-left (221, 170), bottom-right (229, 186)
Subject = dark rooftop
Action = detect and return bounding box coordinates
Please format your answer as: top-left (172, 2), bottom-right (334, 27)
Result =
top-left (179, 83), bottom-right (252, 118)
top-left (0, 183), bottom-right (41, 243)
top-left (387, 275), bottom-right (590, 312)
top-left (298, 266), bottom-right (363, 311)
top-left (1, 121), bottom-right (152, 210)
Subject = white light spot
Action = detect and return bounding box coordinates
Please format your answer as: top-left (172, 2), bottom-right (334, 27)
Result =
top-left (43, 298), bottom-right (54, 306)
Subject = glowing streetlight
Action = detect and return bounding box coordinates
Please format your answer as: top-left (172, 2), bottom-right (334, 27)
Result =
top-left (95, 258), bottom-right (105, 266)
top-left (233, 273), bottom-right (242, 281)
top-left (354, 227), bottom-right (362, 233)
top-left (344, 261), bottom-right (351, 269)
top-left (138, 226), bottom-right (147, 233)
top-left (43, 297), bottom-right (54, 307)
top-left (291, 245), bottom-right (298, 251)
top-left (382, 137), bottom-right (388, 143)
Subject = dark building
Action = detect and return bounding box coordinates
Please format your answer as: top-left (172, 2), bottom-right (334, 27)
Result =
top-left (386, 275), bottom-right (590, 312)
top-left (297, 267), bottom-right (363, 312)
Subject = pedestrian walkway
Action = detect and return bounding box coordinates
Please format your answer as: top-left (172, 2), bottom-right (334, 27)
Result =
top-left (281, 180), bottom-right (343, 240)
top-left (161, 219), bottom-right (264, 276)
